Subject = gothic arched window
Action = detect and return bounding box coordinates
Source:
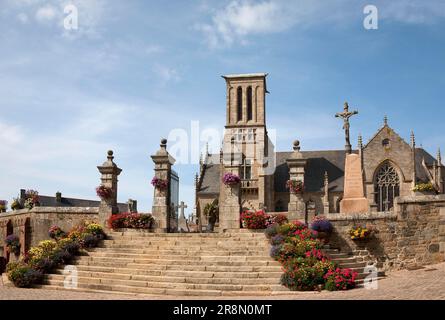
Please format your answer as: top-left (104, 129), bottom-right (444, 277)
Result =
top-left (247, 86), bottom-right (253, 121)
top-left (374, 162), bottom-right (400, 212)
top-left (237, 87), bottom-right (243, 121)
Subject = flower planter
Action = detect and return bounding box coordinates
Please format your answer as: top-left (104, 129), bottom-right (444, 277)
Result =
top-left (414, 191), bottom-right (436, 196)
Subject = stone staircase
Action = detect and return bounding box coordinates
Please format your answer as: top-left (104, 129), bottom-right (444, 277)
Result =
top-left (323, 246), bottom-right (385, 287)
top-left (40, 229), bottom-right (291, 297)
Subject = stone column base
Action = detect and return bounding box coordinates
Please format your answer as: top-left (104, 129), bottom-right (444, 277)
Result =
top-left (152, 206), bottom-right (168, 233)
top-left (219, 205), bottom-right (240, 231)
top-left (340, 198), bottom-right (369, 214)
top-left (288, 201), bottom-right (306, 221)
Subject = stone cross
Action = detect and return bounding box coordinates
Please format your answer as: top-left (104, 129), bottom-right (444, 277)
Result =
top-left (335, 102), bottom-right (358, 154)
top-left (177, 201), bottom-right (187, 219)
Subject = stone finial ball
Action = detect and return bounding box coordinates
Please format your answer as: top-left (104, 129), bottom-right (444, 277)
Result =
top-left (293, 140), bottom-right (300, 147)
top-left (161, 138), bottom-right (167, 144)
top-left (107, 150), bottom-right (113, 156)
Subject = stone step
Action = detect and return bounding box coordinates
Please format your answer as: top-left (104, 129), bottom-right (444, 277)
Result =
top-left (336, 261), bottom-right (367, 268)
top-left (47, 273), bottom-right (281, 285)
top-left (53, 268), bottom-right (283, 279)
top-left (73, 258), bottom-right (280, 268)
top-left (86, 251), bottom-right (271, 259)
top-left (324, 253), bottom-right (351, 259)
top-left (99, 244), bottom-right (270, 250)
top-left (102, 240), bottom-right (269, 246)
top-left (38, 283), bottom-right (293, 297)
top-left (329, 257), bottom-right (359, 264)
top-left (108, 230), bottom-right (266, 236)
top-left (107, 233), bottom-right (267, 241)
top-left (44, 278), bottom-right (288, 293)
top-left (76, 255), bottom-right (276, 263)
top-left (67, 264), bottom-right (282, 274)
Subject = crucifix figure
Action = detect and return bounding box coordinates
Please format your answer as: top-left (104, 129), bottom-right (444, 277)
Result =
top-left (176, 201), bottom-right (187, 219)
top-left (335, 102), bottom-right (358, 154)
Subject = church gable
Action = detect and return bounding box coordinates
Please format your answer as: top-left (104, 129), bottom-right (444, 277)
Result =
top-left (362, 124), bottom-right (414, 184)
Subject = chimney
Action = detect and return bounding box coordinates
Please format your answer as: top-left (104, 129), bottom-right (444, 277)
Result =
top-left (56, 191), bottom-right (62, 204)
top-left (20, 189), bottom-right (26, 201)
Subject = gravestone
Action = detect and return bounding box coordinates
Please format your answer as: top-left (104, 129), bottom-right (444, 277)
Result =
top-left (340, 153), bottom-right (369, 213)
top-left (177, 201), bottom-right (189, 232)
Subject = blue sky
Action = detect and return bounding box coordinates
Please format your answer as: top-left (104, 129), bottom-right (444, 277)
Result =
top-left (1, 0), bottom-right (444, 215)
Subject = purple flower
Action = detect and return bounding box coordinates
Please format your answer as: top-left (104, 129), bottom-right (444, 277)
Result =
top-left (151, 177), bottom-right (168, 190)
top-left (222, 172), bottom-right (240, 186)
top-left (310, 216), bottom-right (333, 233)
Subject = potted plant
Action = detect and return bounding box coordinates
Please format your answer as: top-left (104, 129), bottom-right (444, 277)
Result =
top-left (5, 234), bottom-right (21, 255)
top-left (241, 210), bottom-right (269, 229)
top-left (0, 200), bottom-right (7, 213)
top-left (413, 182), bottom-right (436, 195)
top-left (222, 172), bottom-right (240, 186)
top-left (11, 198), bottom-right (21, 211)
top-left (24, 190), bottom-right (40, 210)
top-left (349, 225), bottom-right (374, 241)
top-left (310, 216), bottom-right (333, 244)
top-left (286, 179), bottom-right (304, 194)
top-left (151, 176), bottom-right (169, 190)
top-left (48, 226), bottom-right (66, 240)
top-left (96, 185), bottom-right (114, 199)
top-left (204, 199), bottom-right (219, 232)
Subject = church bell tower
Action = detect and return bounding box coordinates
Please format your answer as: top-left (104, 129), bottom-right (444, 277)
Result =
top-left (221, 73), bottom-right (273, 211)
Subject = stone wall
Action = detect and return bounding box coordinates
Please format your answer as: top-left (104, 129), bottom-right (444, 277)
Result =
top-left (0, 207), bottom-right (99, 261)
top-left (327, 195), bottom-right (445, 271)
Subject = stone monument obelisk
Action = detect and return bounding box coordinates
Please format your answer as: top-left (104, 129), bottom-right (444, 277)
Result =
top-left (335, 102), bottom-right (368, 214)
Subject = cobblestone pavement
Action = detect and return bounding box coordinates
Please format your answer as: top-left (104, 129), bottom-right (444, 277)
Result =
top-left (1, 263), bottom-right (444, 300)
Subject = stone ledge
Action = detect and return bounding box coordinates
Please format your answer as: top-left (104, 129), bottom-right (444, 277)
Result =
top-left (327, 212), bottom-right (397, 221)
top-left (0, 207), bottom-right (99, 217)
top-left (396, 194), bottom-right (445, 205)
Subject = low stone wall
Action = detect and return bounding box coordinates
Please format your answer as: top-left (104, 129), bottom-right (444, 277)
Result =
top-left (327, 195), bottom-right (445, 271)
top-left (0, 207), bottom-right (99, 263)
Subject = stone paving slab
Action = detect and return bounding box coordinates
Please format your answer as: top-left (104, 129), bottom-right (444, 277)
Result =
top-left (1, 262), bottom-right (444, 300)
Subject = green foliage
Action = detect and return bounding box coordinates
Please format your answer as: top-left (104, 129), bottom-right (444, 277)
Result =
top-left (204, 199), bottom-right (219, 223)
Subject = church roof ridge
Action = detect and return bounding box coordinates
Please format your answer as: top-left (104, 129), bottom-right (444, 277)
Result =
top-left (222, 73), bottom-right (268, 79)
top-left (363, 123), bottom-right (409, 149)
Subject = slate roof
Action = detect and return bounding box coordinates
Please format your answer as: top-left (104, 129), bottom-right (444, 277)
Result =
top-left (198, 148), bottom-right (439, 194)
top-left (20, 191), bottom-right (129, 213)
top-left (274, 150), bottom-right (350, 193)
top-left (198, 162), bottom-right (221, 195)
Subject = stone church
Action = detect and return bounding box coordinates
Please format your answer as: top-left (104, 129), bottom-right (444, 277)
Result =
top-left (195, 73), bottom-right (444, 224)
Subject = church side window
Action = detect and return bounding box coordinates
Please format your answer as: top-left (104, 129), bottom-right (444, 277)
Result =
top-left (241, 158), bottom-right (252, 180)
top-left (247, 86), bottom-right (253, 121)
top-left (374, 162), bottom-right (400, 212)
top-left (237, 86), bottom-right (243, 121)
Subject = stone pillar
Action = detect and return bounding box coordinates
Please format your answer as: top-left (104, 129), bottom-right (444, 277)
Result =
top-left (97, 150), bottom-right (122, 227)
top-left (151, 138), bottom-right (175, 233)
top-left (286, 140), bottom-right (307, 220)
top-left (16, 217), bottom-right (27, 256)
top-left (323, 171), bottom-right (330, 214)
top-left (0, 220), bottom-right (7, 259)
top-left (219, 140), bottom-right (242, 231)
top-left (411, 131), bottom-right (417, 192)
top-left (219, 163), bottom-right (241, 231)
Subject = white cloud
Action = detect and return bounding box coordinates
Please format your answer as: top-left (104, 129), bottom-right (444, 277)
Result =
top-left (35, 5), bottom-right (57, 23)
top-left (197, 0), bottom-right (445, 48)
top-left (17, 12), bottom-right (29, 23)
top-left (145, 44), bottom-right (163, 55)
top-left (153, 63), bottom-right (181, 85)
top-left (378, 0), bottom-right (445, 24)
